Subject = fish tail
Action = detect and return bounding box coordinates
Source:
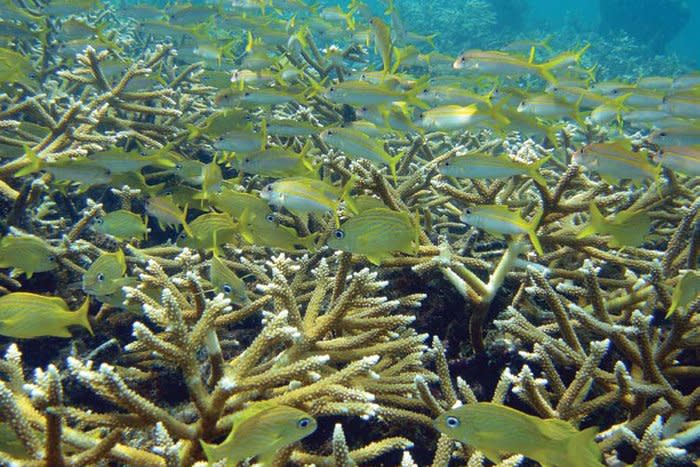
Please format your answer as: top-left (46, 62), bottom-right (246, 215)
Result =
top-left (537, 64), bottom-right (558, 84)
top-left (528, 209), bottom-right (545, 255)
top-left (540, 34), bottom-right (554, 52)
top-left (389, 152), bottom-right (404, 183)
top-left (181, 204), bottom-right (194, 238)
top-left (529, 155), bottom-right (551, 186)
top-left (199, 439), bottom-right (224, 465)
top-left (565, 426), bottom-right (603, 467)
top-left (76, 297), bottom-right (93, 336)
top-left (15, 145), bottom-right (44, 177)
top-left (238, 208), bottom-right (255, 244)
top-left (425, 33), bottom-right (438, 49)
top-left (302, 232), bottom-right (320, 251)
top-left (576, 224), bottom-right (597, 240)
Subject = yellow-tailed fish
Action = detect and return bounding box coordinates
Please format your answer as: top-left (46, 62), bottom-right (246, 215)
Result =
top-left (453, 49), bottom-right (557, 83)
top-left (0, 234), bottom-right (58, 278)
top-left (661, 92), bottom-right (700, 119)
top-left (213, 127), bottom-right (266, 153)
top-left (666, 270), bottom-right (700, 318)
top-left (649, 126), bottom-right (700, 147)
top-left (265, 119), bottom-right (320, 137)
top-left (239, 209), bottom-right (318, 251)
top-left (356, 104), bottom-right (422, 134)
top-left (87, 147), bottom-right (177, 174)
top-left (0, 293), bottom-right (92, 339)
top-left (654, 145), bottom-right (700, 176)
top-left (200, 402), bottom-right (316, 466)
top-left (94, 210), bottom-right (148, 241)
top-left (369, 16), bottom-right (392, 73)
top-left (416, 104), bottom-right (509, 132)
top-left (177, 213), bottom-right (238, 252)
top-left (320, 127), bottom-right (404, 181)
top-left (327, 207), bottom-right (419, 265)
top-left (320, 5), bottom-right (356, 30)
top-left (189, 109), bottom-right (251, 140)
top-left (82, 250), bottom-right (128, 297)
top-left (637, 76), bottom-right (673, 90)
top-left (323, 79), bottom-right (428, 109)
top-left (211, 189), bottom-right (272, 218)
top-left (571, 140), bottom-right (659, 186)
top-left (460, 205), bottom-right (544, 255)
top-left (419, 85), bottom-right (493, 107)
top-left (439, 153), bottom-right (550, 186)
top-left (259, 176), bottom-right (350, 219)
top-left (238, 142), bottom-right (318, 178)
top-left (145, 196), bottom-right (193, 236)
top-left (209, 255), bottom-right (250, 306)
top-left (517, 94), bottom-right (584, 125)
top-left (434, 402), bottom-right (604, 467)
top-left (576, 203), bottom-right (650, 248)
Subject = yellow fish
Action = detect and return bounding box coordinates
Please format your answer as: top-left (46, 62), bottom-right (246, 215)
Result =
top-left (200, 402), bottom-right (316, 466)
top-left (434, 402), bottom-right (604, 467)
top-left (666, 270), bottom-right (700, 318)
top-left (460, 205), bottom-right (544, 255)
top-left (82, 250), bottom-right (128, 297)
top-left (0, 235), bottom-right (59, 278)
top-left (577, 203), bottom-right (650, 248)
top-left (209, 255), bottom-right (250, 306)
top-left (327, 208), bottom-right (419, 265)
top-left (0, 293), bottom-right (92, 339)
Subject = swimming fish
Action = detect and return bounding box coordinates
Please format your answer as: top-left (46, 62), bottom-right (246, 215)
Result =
top-left (576, 203), bottom-right (651, 248)
top-left (434, 402), bottom-right (604, 467)
top-left (327, 208), bottom-right (419, 265)
top-left (0, 293), bottom-right (92, 339)
top-left (200, 402), bottom-right (316, 466)
top-left (82, 249), bottom-right (128, 297)
top-left (0, 234), bottom-right (59, 278)
top-left (460, 205), bottom-right (544, 255)
top-left (572, 140), bottom-right (659, 187)
top-left (666, 270), bottom-right (700, 318)
top-left (439, 153), bottom-right (550, 186)
top-left (239, 209), bottom-right (318, 251)
top-left (145, 196), bottom-right (193, 236)
top-left (209, 255), bottom-right (250, 306)
top-left (94, 210), bottom-right (149, 241)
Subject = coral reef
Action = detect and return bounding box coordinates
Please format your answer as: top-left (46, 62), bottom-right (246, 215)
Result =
top-left (0, 0), bottom-right (698, 466)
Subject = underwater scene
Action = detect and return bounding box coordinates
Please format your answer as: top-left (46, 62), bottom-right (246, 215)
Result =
top-left (1, 0), bottom-right (700, 465)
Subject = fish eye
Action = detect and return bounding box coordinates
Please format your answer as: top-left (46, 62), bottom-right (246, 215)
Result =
top-left (139, 150), bottom-right (147, 156)
top-left (223, 284), bottom-right (233, 294)
top-left (464, 208), bottom-right (472, 215)
top-left (329, 86), bottom-right (335, 92)
top-left (659, 132), bottom-right (667, 137)
top-left (460, 56), bottom-right (465, 62)
top-left (244, 91), bottom-right (251, 97)
top-left (48, 255), bottom-right (56, 262)
top-left (266, 213), bottom-right (276, 222)
top-left (611, 89), bottom-right (619, 95)
top-left (96, 273), bottom-right (105, 282)
top-left (105, 169), bottom-right (112, 176)
top-left (445, 416), bottom-right (460, 428)
top-left (326, 130), bottom-right (334, 135)
top-left (95, 218), bottom-right (104, 224)
top-left (175, 163), bottom-right (183, 170)
top-left (218, 136), bottom-right (224, 141)
top-left (297, 417), bottom-right (312, 429)
top-left (333, 229), bottom-right (345, 239)
top-left (443, 161), bottom-right (450, 166)
top-left (244, 158), bottom-right (250, 163)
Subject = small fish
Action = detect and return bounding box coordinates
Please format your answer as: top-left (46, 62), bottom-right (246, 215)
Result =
top-left (517, 94), bottom-right (584, 125)
top-left (439, 153), bottom-right (550, 186)
top-left (209, 255), bottom-right (250, 306)
top-left (416, 104), bottom-right (509, 132)
top-left (145, 196), bottom-right (193, 236)
top-left (661, 93), bottom-right (700, 119)
top-left (178, 213), bottom-right (238, 252)
top-left (0, 234), bottom-right (59, 278)
top-left (327, 208), bottom-right (419, 265)
top-left (94, 210), bottom-right (148, 241)
top-left (434, 402), bottom-right (603, 467)
top-left (82, 250), bottom-right (128, 297)
top-left (320, 127), bottom-right (404, 181)
top-left (0, 293), bottom-right (92, 339)
top-left (211, 189), bottom-right (272, 219)
top-left (666, 270), bottom-right (700, 318)
top-left (369, 16), bottom-right (392, 73)
top-left (654, 145), bottom-right (700, 176)
top-left (87, 147), bottom-right (177, 174)
top-left (460, 205), bottom-right (544, 255)
top-left (453, 50), bottom-right (557, 83)
top-left (238, 143), bottom-right (317, 178)
top-left (265, 119), bottom-right (320, 137)
top-left (572, 140), bottom-right (659, 186)
top-left (239, 209), bottom-right (318, 251)
top-left (649, 126), bottom-right (700, 147)
top-left (213, 128), bottom-right (266, 153)
top-left (576, 204), bottom-right (650, 248)
top-left (200, 402), bottom-right (316, 466)
top-left (260, 176), bottom-right (347, 219)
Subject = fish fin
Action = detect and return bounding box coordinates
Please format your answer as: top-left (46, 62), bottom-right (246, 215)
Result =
top-left (529, 155), bottom-right (551, 186)
top-left (15, 145), bottom-right (43, 177)
top-left (301, 232), bottom-right (319, 252)
top-left (528, 45), bottom-right (536, 64)
top-left (180, 204), bottom-right (194, 237)
top-left (388, 152), bottom-right (404, 183)
top-left (366, 254), bottom-right (384, 266)
top-left (238, 209), bottom-right (255, 244)
top-left (199, 439), bottom-right (226, 465)
top-left (75, 297), bottom-right (93, 336)
top-left (527, 209), bottom-right (544, 255)
top-left (576, 224), bottom-right (597, 240)
top-left (565, 426), bottom-right (604, 467)
top-left (480, 449), bottom-right (502, 465)
top-left (340, 175), bottom-right (359, 215)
